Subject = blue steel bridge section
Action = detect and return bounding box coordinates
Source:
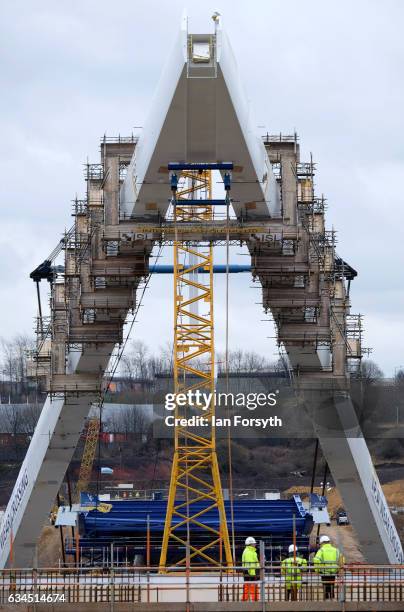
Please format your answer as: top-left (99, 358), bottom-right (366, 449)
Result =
top-left (82, 498), bottom-right (311, 536)
top-left (67, 497), bottom-right (314, 564)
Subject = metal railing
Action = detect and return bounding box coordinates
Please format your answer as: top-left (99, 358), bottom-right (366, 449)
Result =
top-left (262, 133), bottom-right (298, 144)
top-left (100, 135), bottom-right (138, 144)
top-left (85, 487), bottom-right (282, 501)
top-left (0, 564), bottom-right (403, 604)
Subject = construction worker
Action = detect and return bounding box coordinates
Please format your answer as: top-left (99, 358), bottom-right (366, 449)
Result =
top-left (314, 535), bottom-right (344, 599)
top-left (281, 544), bottom-right (307, 601)
top-left (241, 536), bottom-right (260, 601)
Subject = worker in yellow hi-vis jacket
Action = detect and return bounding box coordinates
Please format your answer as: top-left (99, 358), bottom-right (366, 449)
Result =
top-left (242, 537), bottom-right (260, 601)
top-left (314, 535), bottom-right (344, 599)
top-left (281, 545), bottom-right (307, 601)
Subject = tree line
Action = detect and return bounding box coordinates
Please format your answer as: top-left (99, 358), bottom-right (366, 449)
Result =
top-left (1, 334), bottom-right (404, 402)
top-left (119, 340), bottom-right (288, 383)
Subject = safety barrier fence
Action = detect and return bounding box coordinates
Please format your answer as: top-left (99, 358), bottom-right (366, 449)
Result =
top-left (0, 564), bottom-right (403, 604)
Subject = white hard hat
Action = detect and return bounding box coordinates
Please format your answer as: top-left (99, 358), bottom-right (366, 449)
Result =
top-left (320, 535), bottom-right (330, 544)
top-left (245, 536), bottom-right (257, 545)
top-left (288, 544), bottom-right (298, 553)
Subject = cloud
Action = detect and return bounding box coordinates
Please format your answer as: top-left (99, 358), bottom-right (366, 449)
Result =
top-left (0, 0), bottom-right (403, 374)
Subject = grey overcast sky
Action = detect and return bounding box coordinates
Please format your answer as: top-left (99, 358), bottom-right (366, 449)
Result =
top-left (0, 0), bottom-right (403, 375)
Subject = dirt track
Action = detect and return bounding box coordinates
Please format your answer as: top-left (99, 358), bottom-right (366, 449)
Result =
top-left (285, 480), bottom-right (404, 562)
top-left (37, 525), bottom-right (62, 566)
top-left (312, 523), bottom-right (365, 563)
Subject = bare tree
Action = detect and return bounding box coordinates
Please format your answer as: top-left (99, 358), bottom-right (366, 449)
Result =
top-left (359, 359), bottom-right (384, 384)
top-left (394, 369), bottom-right (404, 387)
top-left (0, 334), bottom-right (35, 401)
top-left (1, 404), bottom-right (23, 435)
top-left (242, 350), bottom-right (268, 372)
top-left (0, 404), bottom-right (25, 459)
top-left (106, 406), bottom-right (148, 436)
top-left (120, 341), bottom-right (150, 386)
top-left (22, 404), bottom-right (42, 434)
top-left (1, 338), bottom-right (17, 398)
top-left (159, 342), bottom-right (174, 375)
top-left (217, 349), bottom-right (271, 374)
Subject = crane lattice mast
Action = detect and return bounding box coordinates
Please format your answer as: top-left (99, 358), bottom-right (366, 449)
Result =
top-left (77, 417), bottom-right (100, 497)
top-left (159, 166), bottom-right (233, 570)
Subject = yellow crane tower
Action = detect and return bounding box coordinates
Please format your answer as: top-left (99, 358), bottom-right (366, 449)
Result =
top-left (159, 163), bottom-right (233, 570)
top-left (76, 417), bottom-right (100, 497)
